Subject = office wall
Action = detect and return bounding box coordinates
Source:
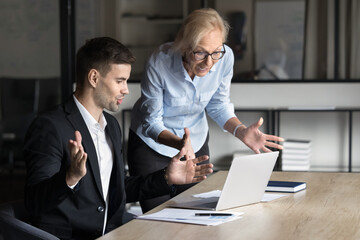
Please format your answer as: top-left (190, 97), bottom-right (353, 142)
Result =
top-left (117, 83), bottom-right (360, 171)
top-left (0, 0), bottom-right (60, 78)
top-left (0, 0), bottom-right (101, 79)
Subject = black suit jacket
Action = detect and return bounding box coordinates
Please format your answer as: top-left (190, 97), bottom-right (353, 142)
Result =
top-left (24, 98), bottom-right (171, 240)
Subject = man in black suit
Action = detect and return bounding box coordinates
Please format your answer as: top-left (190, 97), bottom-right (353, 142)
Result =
top-left (24, 37), bottom-right (213, 240)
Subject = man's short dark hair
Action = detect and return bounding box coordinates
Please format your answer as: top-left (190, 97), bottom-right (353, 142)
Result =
top-left (76, 37), bottom-right (136, 89)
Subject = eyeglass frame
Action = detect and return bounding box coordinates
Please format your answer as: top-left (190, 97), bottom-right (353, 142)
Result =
top-left (192, 44), bottom-right (226, 61)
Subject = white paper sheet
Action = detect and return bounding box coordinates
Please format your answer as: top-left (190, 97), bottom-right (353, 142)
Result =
top-left (136, 208), bottom-right (243, 226)
top-left (192, 190), bottom-right (285, 202)
top-left (261, 193), bottom-right (286, 202)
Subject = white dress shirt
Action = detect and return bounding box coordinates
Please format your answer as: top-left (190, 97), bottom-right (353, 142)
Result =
top-left (73, 95), bottom-right (113, 235)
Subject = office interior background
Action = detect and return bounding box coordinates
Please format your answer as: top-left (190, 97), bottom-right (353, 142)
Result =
top-left (0, 0), bottom-right (360, 204)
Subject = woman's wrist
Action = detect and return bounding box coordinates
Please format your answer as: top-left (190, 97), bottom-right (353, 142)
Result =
top-left (233, 123), bottom-right (246, 139)
top-left (233, 123), bottom-right (246, 137)
top-left (157, 130), bottom-right (183, 150)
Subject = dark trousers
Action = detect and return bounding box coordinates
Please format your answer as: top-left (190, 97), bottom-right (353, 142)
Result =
top-left (127, 130), bottom-right (210, 213)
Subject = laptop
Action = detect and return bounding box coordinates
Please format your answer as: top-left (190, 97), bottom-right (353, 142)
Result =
top-left (170, 151), bottom-right (279, 211)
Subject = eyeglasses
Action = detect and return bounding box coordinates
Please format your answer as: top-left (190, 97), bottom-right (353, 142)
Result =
top-left (192, 44), bottom-right (226, 61)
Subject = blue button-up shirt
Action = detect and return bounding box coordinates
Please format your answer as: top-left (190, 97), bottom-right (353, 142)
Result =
top-left (130, 42), bottom-right (236, 157)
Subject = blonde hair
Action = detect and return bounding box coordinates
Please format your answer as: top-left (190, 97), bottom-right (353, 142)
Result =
top-left (172, 8), bottom-right (229, 54)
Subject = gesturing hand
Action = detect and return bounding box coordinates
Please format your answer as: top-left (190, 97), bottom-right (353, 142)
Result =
top-left (166, 148), bottom-right (213, 185)
top-left (237, 117), bottom-right (284, 154)
top-left (181, 128), bottom-right (196, 160)
top-left (66, 131), bottom-right (88, 186)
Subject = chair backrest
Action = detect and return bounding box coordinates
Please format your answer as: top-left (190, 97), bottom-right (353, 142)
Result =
top-left (0, 199), bottom-right (59, 240)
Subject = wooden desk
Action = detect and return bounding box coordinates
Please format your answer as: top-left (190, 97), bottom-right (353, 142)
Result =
top-left (98, 171), bottom-right (360, 240)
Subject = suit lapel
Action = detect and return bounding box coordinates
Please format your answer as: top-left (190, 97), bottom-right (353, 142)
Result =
top-left (64, 98), bottom-right (104, 198)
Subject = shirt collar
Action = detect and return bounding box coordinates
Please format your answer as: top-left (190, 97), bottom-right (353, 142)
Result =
top-left (73, 95), bottom-right (107, 131)
top-left (173, 50), bottom-right (184, 73)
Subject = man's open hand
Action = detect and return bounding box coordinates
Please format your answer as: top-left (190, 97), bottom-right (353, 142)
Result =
top-left (166, 148), bottom-right (213, 185)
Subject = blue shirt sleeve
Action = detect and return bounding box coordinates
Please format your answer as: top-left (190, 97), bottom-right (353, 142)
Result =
top-left (139, 62), bottom-right (167, 141)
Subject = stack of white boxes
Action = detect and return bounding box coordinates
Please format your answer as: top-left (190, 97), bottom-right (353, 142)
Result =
top-left (281, 139), bottom-right (311, 171)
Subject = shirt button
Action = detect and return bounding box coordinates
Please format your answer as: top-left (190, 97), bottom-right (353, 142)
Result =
top-left (97, 206), bottom-right (105, 213)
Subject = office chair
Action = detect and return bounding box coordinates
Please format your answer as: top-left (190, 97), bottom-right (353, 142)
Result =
top-left (0, 78), bottom-right (60, 172)
top-left (0, 78), bottom-right (38, 172)
top-left (0, 199), bottom-right (59, 240)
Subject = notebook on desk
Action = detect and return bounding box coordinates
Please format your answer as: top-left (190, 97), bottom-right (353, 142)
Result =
top-left (170, 151), bottom-right (279, 211)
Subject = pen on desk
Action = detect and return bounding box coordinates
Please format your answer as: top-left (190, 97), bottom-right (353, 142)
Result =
top-left (195, 213), bottom-right (233, 216)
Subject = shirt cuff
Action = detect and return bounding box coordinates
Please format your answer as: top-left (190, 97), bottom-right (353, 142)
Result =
top-left (67, 182), bottom-right (78, 189)
top-left (208, 103), bottom-right (235, 129)
top-left (146, 122), bottom-right (166, 141)
top-left (216, 112), bottom-right (236, 130)
top-left (162, 168), bottom-right (177, 197)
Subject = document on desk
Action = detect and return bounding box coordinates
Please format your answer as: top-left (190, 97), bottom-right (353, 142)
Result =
top-left (136, 208), bottom-right (243, 226)
top-left (193, 190), bottom-right (285, 202)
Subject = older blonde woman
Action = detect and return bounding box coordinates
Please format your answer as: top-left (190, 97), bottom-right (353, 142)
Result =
top-left (128, 8), bottom-right (283, 213)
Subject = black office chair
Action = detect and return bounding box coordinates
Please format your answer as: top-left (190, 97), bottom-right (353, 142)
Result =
top-left (0, 78), bottom-right (60, 172)
top-left (0, 78), bottom-right (38, 172)
top-left (0, 199), bottom-right (59, 240)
